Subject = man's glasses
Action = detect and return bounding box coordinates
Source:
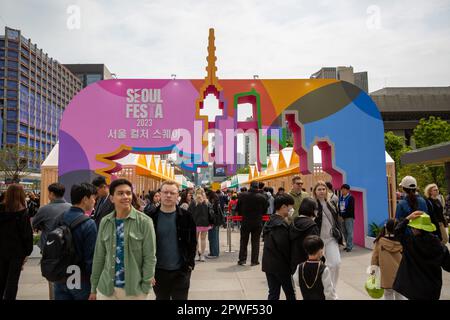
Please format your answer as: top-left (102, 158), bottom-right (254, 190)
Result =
top-left (295, 182), bottom-right (303, 185)
top-left (161, 191), bottom-right (178, 196)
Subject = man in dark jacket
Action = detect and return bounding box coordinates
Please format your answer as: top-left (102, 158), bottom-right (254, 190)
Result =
top-left (236, 181), bottom-right (269, 266)
top-left (53, 183), bottom-right (98, 300)
top-left (393, 211), bottom-right (450, 300)
top-left (149, 180), bottom-right (197, 300)
top-left (262, 193), bottom-right (296, 300)
top-left (33, 183), bottom-right (72, 251)
top-left (92, 176), bottom-right (115, 227)
top-left (216, 189), bottom-right (229, 214)
top-left (339, 184), bottom-right (355, 252)
top-left (32, 183), bottom-right (72, 300)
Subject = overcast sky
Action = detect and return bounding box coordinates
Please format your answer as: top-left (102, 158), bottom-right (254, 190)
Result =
top-left (1, 0), bottom-right (449, 92)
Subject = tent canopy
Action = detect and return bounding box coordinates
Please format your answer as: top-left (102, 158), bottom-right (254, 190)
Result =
top-left (41, 143), bottom-right (59, 167)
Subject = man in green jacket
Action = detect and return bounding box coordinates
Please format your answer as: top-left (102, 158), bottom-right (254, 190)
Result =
top-left (89, 178), bottom-right (156, 300)
top-left (289, 175), bottom-right (309, 221)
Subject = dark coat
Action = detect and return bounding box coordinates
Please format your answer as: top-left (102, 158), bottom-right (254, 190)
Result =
top-left (426, 197), bottom-right (447, 240)
top-left (143, 202), bottom-right (158, 217)
top-left (262, 214), bottom-right (291, 274)
top-left (27, 199), bottom-right (39, 217)
top-left (32, 198), bottom-right (71, 250)
top-left (93, 196), bottom-right (115, 228)
top-left (339, 194), bottom-right (355, 219)
top-left (393, 218), bottom-right (450, 300)
top-left (315, 200), bottom-right (344, 245)
top-left (149, 205), bottom-right (197, 271)
top-left (188, 201), bottom-right (211, 227)
top-left (236, 189), bottom-right (269, 225)
top-left (0, 206), bottom-right (33, 259)
top-left (289, 216), bottom-right (320, 273)
top-left (60, 207), bottom-right (97, 278)
top-left (210, 200), bottom-right (225, 227)
top-left (218, 194), bottom-right (229, 212)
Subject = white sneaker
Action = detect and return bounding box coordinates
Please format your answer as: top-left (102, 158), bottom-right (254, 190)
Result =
top-left (200, 254), bottom-right (206, 262)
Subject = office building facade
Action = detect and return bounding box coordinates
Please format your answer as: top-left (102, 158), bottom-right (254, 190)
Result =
top-left (63, 64), bottom-right (113, 88)
top-left (370, 87), bottom-right (450, 145)
top-left (0, 27), bottom-right (82, 170)
top-left (311, 66), bottom-right (369, 92)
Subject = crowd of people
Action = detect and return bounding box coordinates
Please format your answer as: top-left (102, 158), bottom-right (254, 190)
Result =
top-left (0, 173), bottom-right (449, 300)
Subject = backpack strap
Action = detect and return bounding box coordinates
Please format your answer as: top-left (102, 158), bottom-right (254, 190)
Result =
top-left (69, 214), bottom-right (90, 230)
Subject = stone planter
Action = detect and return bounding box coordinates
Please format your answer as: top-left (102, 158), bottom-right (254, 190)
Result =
top-left (364, 236), bottom-right (376, 250)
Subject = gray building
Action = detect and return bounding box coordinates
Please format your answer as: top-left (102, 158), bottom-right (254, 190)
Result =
top-left (0, 27), bottom-right (82, 170)
top-left (63, 64), bottom-right (113, 88)
top-left (236, 152), bottom-right (245, 167)
top-left (310, 67), bottom-right (338, 80)
top-left (370, 87), bottom-right (450, 145)
top-left (310, 66), bottom-right (369, 92)
top-left (244, 117), bottom-right (257, 166)
top-left (354, 71), bottom-right (368, 94)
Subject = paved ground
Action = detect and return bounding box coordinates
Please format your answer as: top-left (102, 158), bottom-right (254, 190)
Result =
top-left (17, 228), bottom-right (450, 300)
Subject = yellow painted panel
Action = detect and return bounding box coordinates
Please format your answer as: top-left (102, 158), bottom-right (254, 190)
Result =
top-left (137, 154), bottom-right (147, 168)
top-left (290, 151), bottom-right (299, 167)
top-left (149, 155), bottom-right (156, 171)
top-left (158, 160), bottom-right (162, 174)
top-left (262, 79), bottom-right (338, 115)
top-left (278, 151), bottom-right (287, 170)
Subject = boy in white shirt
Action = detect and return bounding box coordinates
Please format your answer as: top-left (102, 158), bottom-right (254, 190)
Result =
top-left (298, 235), bottom-right (337, 300)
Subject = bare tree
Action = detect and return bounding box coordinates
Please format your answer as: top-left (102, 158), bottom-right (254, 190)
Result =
top-left (0, 145), bottom-right (38, 183)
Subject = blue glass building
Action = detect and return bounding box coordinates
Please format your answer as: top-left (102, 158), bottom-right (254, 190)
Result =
top-left (0, 27), bottom-right (82, 170)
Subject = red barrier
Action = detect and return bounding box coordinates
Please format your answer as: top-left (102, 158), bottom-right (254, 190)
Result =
top-left (226, 215), bottom-right (270, 222)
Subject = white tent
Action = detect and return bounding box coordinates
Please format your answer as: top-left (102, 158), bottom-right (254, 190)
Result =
top-left (385, 151), bottom-right (394, 163)
top-left (41, 142), bottom-right (59, 167)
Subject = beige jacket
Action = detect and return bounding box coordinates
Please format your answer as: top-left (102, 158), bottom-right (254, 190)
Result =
top-left (371, 237), bottom-right (402, 289)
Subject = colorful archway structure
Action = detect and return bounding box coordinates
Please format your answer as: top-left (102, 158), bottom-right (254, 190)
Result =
top-left (59, 29), bottom-right (387, 247)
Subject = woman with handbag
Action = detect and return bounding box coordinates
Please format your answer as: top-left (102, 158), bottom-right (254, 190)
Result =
top-left (0, 184), bottom-right (33, 300)
top-left (313, 181), bottom-right (343, 288)
top-left (424, 184), bottom-right (448, 245)
top-left (188, 188), bottom-right (212, 262)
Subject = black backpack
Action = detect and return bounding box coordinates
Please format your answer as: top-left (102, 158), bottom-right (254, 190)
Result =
top-left (40, 213), bottom-right (90, 282)
top-left (209, 203), bottom-right (225, 227)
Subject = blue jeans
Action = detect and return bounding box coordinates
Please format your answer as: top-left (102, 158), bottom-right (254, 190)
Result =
top-left (54, 281), bottom-right (91, 300)
top-left (208, 226), bottom-right (220, 256)
top-left (343, 218), bottom-right (354, 250)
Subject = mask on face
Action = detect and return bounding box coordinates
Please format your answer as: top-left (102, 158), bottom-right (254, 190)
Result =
top-left (288, 208), bottom-right (295, 217)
